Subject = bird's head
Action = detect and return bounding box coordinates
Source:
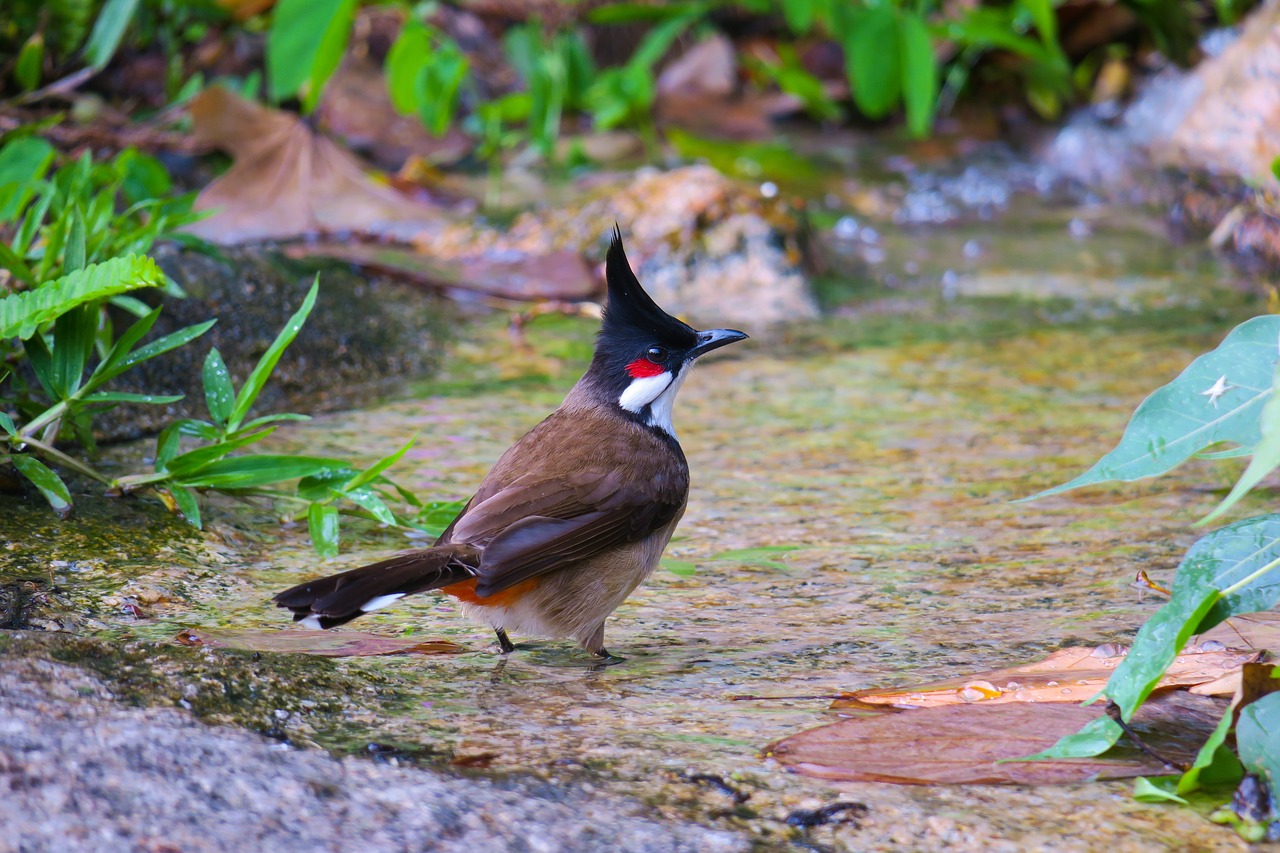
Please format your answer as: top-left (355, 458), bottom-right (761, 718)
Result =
top-left (583, 227), bottom-right (748, 436)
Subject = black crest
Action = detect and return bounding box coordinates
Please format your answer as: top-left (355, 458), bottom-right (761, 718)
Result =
top-left (602, 226), bottom-right (697, 349)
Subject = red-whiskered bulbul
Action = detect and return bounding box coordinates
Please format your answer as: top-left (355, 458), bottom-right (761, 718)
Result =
top-left (274, 227), bottom-right (747, 658)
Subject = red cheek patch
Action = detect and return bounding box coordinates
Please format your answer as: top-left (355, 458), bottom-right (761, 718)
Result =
top-left (626, 358), bottom-right (666, 379)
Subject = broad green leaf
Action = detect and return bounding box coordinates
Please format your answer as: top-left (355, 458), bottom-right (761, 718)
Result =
top-left (0, 412), bottom-right (15, 435)
top-left (1024, 316), bottom-right (1280, 501)
top-left (0, 255), bottom-right (165, 340)
top-left (167, 484), bottom-right (202, 529)
top-left (847, 8), bottom-right (901, 119)
top-left (85, 391), bottom-right (184, 404)
top-left (84, 0), bottom-right (140, 70)
top-left (227, 278), bottom-right (318, 432)
top-left (899, 12), bottom-right (938, 138)
top-left (586, 1), bottom-right (705, 23)
top-left (202, 348), bottom-right (235, 426)
top-left (1033, 514), bottom-right (1280, 760)
top-left (0, 137), bottom-right (54, 222)
top-left (1133, 777), bottom-right (1189, 804)
top-left (172, 454), bottom-right (351, 490)
top-left (163, 428), bottom-right (278, 475)
top-left (345, 437), bottom-right (415, 491)
top-left (266, 0), bottom-right (356, 111)
top-left (234, 413), bottom-right (310, 433)
top-left (385, 20), bottom-right (430, 115)
top-left (12, 455), bottom-right (72, 517)
top-left (154, 418), bottom-right (220, 471)
top-left (309, 502), bottom-right (341, 557)
top-left (1236, 691), bottom-right (1280, 820)
top-left (413, 499), bottom-right (467, 538)
top-left (1198, 446), bottom-right (1254, 460)
top-left (1177, 706), bottom-right (1244, 794)
top-left (1203, 363), bottom-right (1280, 524)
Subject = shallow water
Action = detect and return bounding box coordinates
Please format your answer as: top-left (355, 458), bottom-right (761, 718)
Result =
top-left (7, 156), bottom-right (1270, 848)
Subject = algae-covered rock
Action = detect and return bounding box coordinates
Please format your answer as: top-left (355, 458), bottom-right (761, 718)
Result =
top-left (94, 246), bottom-right (452, 442)
top-left (417, 165), bottom-right (817, 329)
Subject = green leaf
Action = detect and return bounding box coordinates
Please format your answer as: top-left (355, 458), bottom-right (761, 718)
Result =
top-left (154, 418), bottom-right (218, 471)
top-left (1178, 706), bottom-right (1244, 794)
top-left (297, 468), bottom-right (358, 501)
top-left (84, 0), bottom-right (140, 70)
top-left (899, 12), bottom-right (938, 138)
top-left (88, 318), bottom-right (217, 390)
top-left (1237, 692), bottom-right (1280, 820)
top-left (202, 348), bottom-right (235, 426)
top-left (64, 206), bottom-right (86, 274)
top-left (0, 412), bottom-right (15, 435)
top-left (385, 20), bottom-right (430, 115)
top-left (266, 0), bottom-right (356, 111)
top-left (1023, 316), bottom-right (1280, 501)
top-left (0, 137), bottom-right (55, 223)
top-left (0, 255), bottom-right (165, 340)
top-left (84, 391), bottom-right (183, 404)
top-left (11, 455), bottom-right (72, 517)
top-left (1018, 0), bottom-right (1059, 47)
top-left (234, 412), bottom-right (311, 433)
top-left (413, 499), bottom-right (466, 538)
top-left (308, 502), bottom-right (341, 557)
top-left (664, 559), bottom-right (698, 577)
top-left (1133, 777), bottom-right (1189, 805)
top-left (0, 242), bottom-right (37, 285)
top-left (14, 33), bottom-right (44, 92)
top-left (344, 437), bottom-right (415, 491)
top-left (226, 278), bottom-right (317, 432)
top-left (341, 486), bottom-right (396, 525)
top-left (1035, 514), bottom-right (1280, 760)
top-left (163, 428), bottom-right (277, 475)
top-left (1198, 446), bottom-right (1254, 460)
top-left (172, 454), bottom-right (351, 490)
top-left (1204, 363), bottom-right (1280, 524)
top-left (48, 303), bottom-right (97, 399)
top-left (166, 484), bottom-right (202, 529)
top-left (847, 8), bottom-right (902, 119)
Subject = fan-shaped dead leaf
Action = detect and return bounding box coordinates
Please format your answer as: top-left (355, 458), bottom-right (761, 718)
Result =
top-left (769, 693), bottom-right (1224, 786)
top-left (173, 626), bottom-right (463, 657)
top-left (839, 645), bottom-right (1259, 710)
top-left (185, 87), bottom-right (448, 244)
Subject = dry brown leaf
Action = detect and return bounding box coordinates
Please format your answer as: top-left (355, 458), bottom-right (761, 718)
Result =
top-left (1194, 611), bottom-right (1280, 652)
top-left (185, 87), bottom-right (448, 244)
top-left (769, 692), bottom-right (1224, 786)
top-left (173, 626), bottom-right (463, 657)
top-left (284, 243), bottom-right (598, 302)
top-left (839, 645), bottom-right (1258, 710)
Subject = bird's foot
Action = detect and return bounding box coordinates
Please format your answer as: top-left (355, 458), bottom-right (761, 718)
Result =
top-left (590, 648), bottom-right (626, 667)
top-left (495, 628), bottom-right (516, 654)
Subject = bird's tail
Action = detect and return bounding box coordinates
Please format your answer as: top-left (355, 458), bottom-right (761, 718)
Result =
top-left (273, 543), bottom-right (481, 629)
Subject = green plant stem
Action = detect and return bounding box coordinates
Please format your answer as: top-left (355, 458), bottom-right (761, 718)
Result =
top-left (6, 434), bottom-right (109, 484)
top-left (21, 398), bottom-right (69, 438)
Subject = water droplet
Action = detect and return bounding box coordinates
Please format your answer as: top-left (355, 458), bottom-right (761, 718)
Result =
top-left (760, 181), bottom-right (778, 199)
top-left (1060, 688), bottom-right (1072, 695)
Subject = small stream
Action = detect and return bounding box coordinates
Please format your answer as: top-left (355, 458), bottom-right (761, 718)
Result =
top-left (4, 139), bottom-right (1268, 849)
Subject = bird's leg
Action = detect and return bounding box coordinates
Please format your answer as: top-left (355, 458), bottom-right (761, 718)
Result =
top-left (495, 627), bottom-right (516, 654)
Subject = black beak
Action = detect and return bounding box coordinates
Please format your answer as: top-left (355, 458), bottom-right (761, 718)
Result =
top-left (689, 328), bottom-right (749, 359)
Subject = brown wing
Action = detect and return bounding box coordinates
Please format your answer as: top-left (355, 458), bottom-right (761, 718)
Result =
top-left (439, 409), bottom-right (689, 597)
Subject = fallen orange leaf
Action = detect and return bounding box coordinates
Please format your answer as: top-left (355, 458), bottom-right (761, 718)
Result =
top-left (769, 692), bottom-right (1224, 785)
top-left (185, 87), bottom-right (448, 244)
top-left (839, 645), bottom-right (1259, 710)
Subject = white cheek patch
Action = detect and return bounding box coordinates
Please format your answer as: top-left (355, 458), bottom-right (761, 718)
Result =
top-left (646, 367), bottom-right (689, 436)
top-left (618, 372), bottom-right (673, 413)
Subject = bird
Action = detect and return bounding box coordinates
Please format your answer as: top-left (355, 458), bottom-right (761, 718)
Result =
top-left (273, 227), bottom-right (748, 659)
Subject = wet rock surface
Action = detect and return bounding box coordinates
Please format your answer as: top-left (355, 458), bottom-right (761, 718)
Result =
top-left (0, 647), bottom-right (746, 853)
top-left (95, 246), bottom-right (452, 442)
top-left (418, 165), bottom-right (817, 330)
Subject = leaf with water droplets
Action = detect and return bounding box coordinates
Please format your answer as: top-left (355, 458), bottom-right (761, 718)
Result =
top-left (1023, 315), bottom-right (1280, 501)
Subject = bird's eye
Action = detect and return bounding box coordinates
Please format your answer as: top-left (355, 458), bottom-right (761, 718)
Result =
top-left (646, 346), bottom-right (669, 363)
